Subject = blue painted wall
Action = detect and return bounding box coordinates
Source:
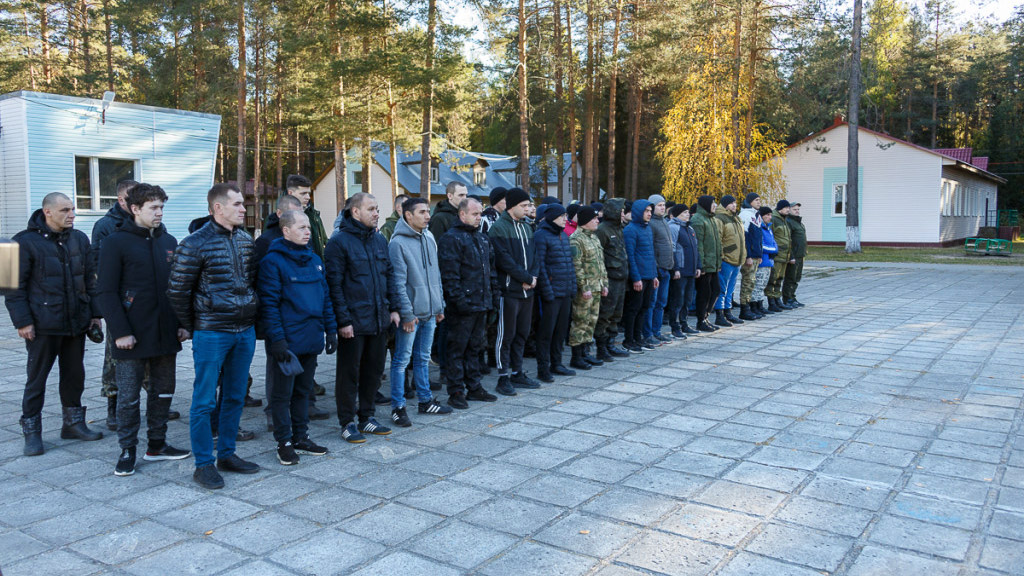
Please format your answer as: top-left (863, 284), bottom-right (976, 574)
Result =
top-left (821, 166), bottom-right (863, 242)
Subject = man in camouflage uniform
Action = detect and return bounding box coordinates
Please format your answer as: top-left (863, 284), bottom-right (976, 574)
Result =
top-left (569, 207), bottom-right (608, 369)
top-left (766, 199), bottom-right (793, 311)
top-left (594, 198), bottom-right (631, 360)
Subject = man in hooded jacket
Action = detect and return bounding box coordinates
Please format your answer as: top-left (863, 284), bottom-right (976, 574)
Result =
top-left (713, 195), bottom-right (746, 327)
top-left (766, 200), bottom-right (793, 311)
top-left (689, 195), bottom-right (722, 332)
top-left (646, 194), bottom-right (675, 344)
top-left (594, 198), bottom-right (631, 360)
top-left (783, 203), bottom-right (807, 308)
top-left (622, 199), bottom-right (658, 352)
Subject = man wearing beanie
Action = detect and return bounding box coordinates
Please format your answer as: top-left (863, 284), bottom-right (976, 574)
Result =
top-left (594, 198), bottom-right (632, 360)
top-left (564, 203), bottom-right (580, 236)
top-left (591, 202), bottom-right (604, 221)
top-left (737, 192), bottom-right (762, 320)
top-left (645, 194), bottom-right (675, 345)
top-left (713, 194), bottom-right (746, 327)
top-left (533, 204), bottom-right (578, 382)
top-left (690, 195), bottom-right (722, 332)
top-left (481, 187), bottom-right (507, 235)
top-left (766, 200), bottom-right (793, 311)
top-left (622, 199), bottom-right (658, 352)
top-left (488, 188), bottom-right (540, 395)
top-left (667, 203), bottom-right (700, 337)
top-left (569, 206), bottom-right (608, 369)
top-left (753, 206), bottom-right (778, 315)
top-left (783, 203), bottom-right (807, 308)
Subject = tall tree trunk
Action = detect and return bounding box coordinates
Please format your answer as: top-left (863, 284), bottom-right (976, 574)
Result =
top-left (419, 0), bottom-right (436, 199)
top-left (624, 81), bottom-right (636, 199)
top-left (846, 0), bottom-right (862, 253)
top-left (80, 0), bottom-right (92, 94)
top-left (102, 0), bottom-right (113, 91)
top-left (236, 0), bottom-right (247, 189)
top-left (24, 10), bottom-right (37, 89)
top-left (566, 2), bottom-right (579, 201)
top-left (517, 0), bottom-right (530, 193)
top-left (583, 0), bottom-right (595, 203)
top-left (274, 51), bottom-right (283, 191)
top-left (253, 13), bottom-right (262, 224)
top-left (630, 89), bottom-right (642, 200)
top-left (335, 139), bottom-right (347, 212)
top-left (40, 4), bottom-right (52, 87)
top-left (730, 0), bottom-right (743, 188)
top-left (606, 0), bottom-right (623, 199)
top-left (743, 0), bottom-right (761, 171)
top-left (930, 4), bottom-right (939, 148)
top-left (553, 0), bottom-right (566, 201)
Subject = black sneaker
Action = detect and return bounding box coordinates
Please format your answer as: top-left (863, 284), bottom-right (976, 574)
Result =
top-left (551, 364), bottom-right (576, 376)
top-left (655, 333), bottom-right (673, 343)
top-left (496, 376), bottom-right (517, 396)
top-left (193, 464), bottom-right (224, 489)
top-left (294, 437), bottom-right (329, 455)
top-left (537, 371), bottom-right (555, 383)
top-left (358, 418), bottom-right (392, 435)
top-left (419, 399), bottom-right (453, 415)
top-left (448, 394), bottom-right (469, 410)
top-left (623, 342), bottom-right (644, 354)
top-left (510, 372), bottom-right (541, 389)
top-left (216, 454), bottom-right (260, 474)
top-left (639, 340), bottom-right (657, 351)
top-left (313, 382), bottom-right (326, 396)
top-left (644, 336), bottom-right (662, 348)
top-left (466, 387), bottom-right (498, 402)
top-left (244, 394), bottom-right (263, 408)
top-left (671, 328), bottom-right (687, 339)
top-left (342, 423), bottom-right (366, 443)
top-left (391, 407), bottom-right (412, 427)
top-left (277, 441), bottom-right (300, 466)
top-left (114, 447), bottom-right (136, 477)
top-left (143, 443), bottom-right (191, 461)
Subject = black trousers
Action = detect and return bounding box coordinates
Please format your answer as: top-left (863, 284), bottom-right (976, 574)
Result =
top-left (445, 311), bottom-right (488, 395)
top-left (596, 278), bottom-right (627, 340)
top-left (667, 275), bottom-right (696, 329)
top-left (536, 296), bottom-right (572, 371)
top-left (270, 352), bottom-right (318, 443)
top-left (695, 271), bottom-right (720, 322)
top-left (336, 332), bottom-right (388, 425)
top-left (115, 354), bottom-right (176, 449)
top-left (622, 280), bottom-right (653, 345)
top-left (23, 334), bottom-right (85, 419)
top-left (496, 294), bottom-right (533, 376)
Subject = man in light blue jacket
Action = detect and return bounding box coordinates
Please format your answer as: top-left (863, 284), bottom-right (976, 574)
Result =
top-left (388, 198), bottom-right (451, 427)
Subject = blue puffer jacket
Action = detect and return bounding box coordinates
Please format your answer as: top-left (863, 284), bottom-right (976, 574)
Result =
top-left (760, 223), bottom-right (778, 268)
top-left (258, 238), bottom-right (338, 355)
top-left (534, 219), bottom-right (577, 301)
top-left (746, 221), bottom-right (764, 261)
top-left (623, 199), bottom-right (656, 281)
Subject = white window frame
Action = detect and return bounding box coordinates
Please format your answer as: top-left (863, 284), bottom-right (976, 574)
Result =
top-left (940, 180), bottom-right (950, 216)
top-left (831, 183), bottom-right (846, 217)
top-left (515, 173), bottom-right (522, 187)
top-left (430, 166), bottom-right (439, 183)
top-left (74, 155), bottom-right (139, 213)
top-left (474, 167), bottom-right (486, 187)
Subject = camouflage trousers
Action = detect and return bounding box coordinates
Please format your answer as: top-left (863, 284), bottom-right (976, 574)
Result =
top-left (569, 291), bottom-right (602, 347)
top-left (101, 333), bottom-right (118, 397)
top-left (753, 266), bottom-right (772, 305)
top-left (595, 279), bottom-right (626, 340)
top-left (739, 262), bottom-right (757, 304)
top-left (766, 258), bottom-right (788, 298)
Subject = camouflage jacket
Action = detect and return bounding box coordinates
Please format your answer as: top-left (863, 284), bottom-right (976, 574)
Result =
top-left (570, 228), bottom-right (608, 293)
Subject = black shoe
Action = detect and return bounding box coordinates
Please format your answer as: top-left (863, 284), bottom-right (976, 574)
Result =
top-left (60, 406), bottom-right (103, 441)
top-left (448, 393), bottom-right (469, 410)
top-left (496, 376), bottom-right (517, 396)
top-left (193, 464), bottom-right (224, 489)
top-left (791, 299), bottom-right (805, 308)
top-left (682, 323), bottom-right (699, 334)
top-left (725, 309), bottom-right (744, 324)
top-left (358, 418), bottom-right (392, 435)
top-left (607, 343), bottom-right (631, 357)
top-left (143, 443), bottom-right (191, 461)
top-left (217, 454), bottom-right (260, 474)
top-left (570, 345), bottom-right (592, 370)
top-left (115, 447), bottom-right (136, 476)
top-left (778, 298), bottom-right (794, 310)
top-left (466, 387), bottom-right (498, 402)
top-left (236, 428), bottom-right (255, 442)
top-left (106, 396), bottom-right (118, 431)
top-left (697, 321), bottom-right (716, 333)
top-left (768, 297), bottom-right (783, 312)
top-left (167, 410), bottom-right (180, 421)
top-left (537, 370), bottom-right (555, 383)
top-left (551, 364), bottom-right (576, 376)
top-left (244, 394), bottom-right (263, 408)
top-left (671, 328), bottom-right (687, 339)
top-left (714, 310), bottom-right (732, 327)
top-left (595, 340), bottom-right (614, 362)
top-left (419, 399), bottom-right (453, 415)
top-left (581, 345), bottom-right (603, 366)
top-left (739, 304), bottom-right (757, 321)
top-left (313, 382), bottom-right (326, 396)
top-left (374, 392), bottom-right (390, 405)
top-left (20, 415), bottom-right (44, 457)
top-left (294, 437), bottom-right (329, 455)
top-left (308, 402), bottom-right (330, 420)
top-left (623, 342), bottom-right (644, 354)
top-left (510, 372), bottom-right (541, 389)
top-left (655, 333), bottom-right (673, 343)
top-left (277, 441), bottom-right (300, 466)
top-left (640, 339), bottom-right (658, 351)
top-left (391, 407), bottom-right (413, 427)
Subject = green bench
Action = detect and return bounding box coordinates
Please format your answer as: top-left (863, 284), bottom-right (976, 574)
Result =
top-left (965, 237), bottom-right (1012, 256)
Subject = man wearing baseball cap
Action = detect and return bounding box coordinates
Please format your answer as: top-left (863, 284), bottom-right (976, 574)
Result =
top-left (766, 200), bottom-right (793, 311)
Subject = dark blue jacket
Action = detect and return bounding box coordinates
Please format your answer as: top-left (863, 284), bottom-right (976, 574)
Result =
top-left (258, 238), bottom-right (337, 354)
top-left (324, 213), bottom-right (402, 336)
top-left (670, 218), bottom-right (701, 278)
top-left (623, 199), bottom-right (656, 282)
top-left (534, 220), bottom-right (577, 301)
top-left (746, 221), bottom-right (764, 261)
top-left (760, 223), bottom-right (778, 268)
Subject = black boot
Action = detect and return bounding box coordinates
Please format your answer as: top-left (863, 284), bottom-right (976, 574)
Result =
top-left (724, 308), bottom-right (743, 324)
top-left (569, 346), bottom-right (592, 370)
top-left (697, 318), bottom-right (716, 332)
top-left (739, 304), bottom-right (757, 321)
top-left (749, 301), bottom-right (763, 318)
top-left (582, 344), bottom-right (603, 366)
top-left (595, 338), bottom-right (614, 362)
top-left (106, 396), bottom-right (118, 431)
top-left (681, 318), bottom-right (699, 334)
top-left (714, 310), bottom-right (732, 327)
top-left (777, 297), bottom-right (794, 310)
top-left (536, 362), bottom-right (554, 383)
top-left (21, 415), bottom-right (44, 456)
top-left (768, 297), bottom-right (783, 312)
top-left (607, 339), bottom-right (631, 357)
top-left (757, 300), bottom-right (773, 314)
top-left (60, 406), bottom-right (103, 441)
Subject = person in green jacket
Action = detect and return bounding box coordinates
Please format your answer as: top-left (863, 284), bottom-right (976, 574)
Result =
top-left (766, 199), bottom-right (793, 311)
top-left (282, 175), bottom-right (328, 259)
top-left (713, 195), bottom-right (746, 327)
top-left (689, 195), bottom-right (722, 332)
top-left (783, 202), bottom-right (807, 308)
top-left (379, 194), bottom-right (409, 242)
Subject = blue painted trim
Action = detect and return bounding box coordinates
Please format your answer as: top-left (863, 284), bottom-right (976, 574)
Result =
top-left (821, 166), bottom-right (863, 242)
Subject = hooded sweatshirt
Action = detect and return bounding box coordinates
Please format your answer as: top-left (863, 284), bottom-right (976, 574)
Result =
top-left (623, 199), bottom-right (657, 281)
top-left (690, 200), bottom-right (722, 273)
top-left (389, 217), bottom-right (445, 322)
top-left (595, 198), bottom-right (628, 281)
top-left (714, 205), bottom-right (747, 266)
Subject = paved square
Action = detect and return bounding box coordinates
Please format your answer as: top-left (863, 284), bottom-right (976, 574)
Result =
top-left (1, 261), bottom-right (1023, 575)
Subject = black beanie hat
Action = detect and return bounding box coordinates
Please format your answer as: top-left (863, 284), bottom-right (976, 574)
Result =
top-left (506, 187), bottom-right (531, 208)
top-left (577, 206), bottom-right (598, 227)
top-left (776, 199), bottom-right (791, 211)
top-left (697, 195), bottom-right (714, 213)
top-left (489, 187), bottom-right (508, 206)
top-left (591, 202), bottom-right (603, 212)
top-left (758, 206), bottom-right (773, 217)
top-left (745, 192), bottom-right (760, 207)
top-left (542, 195), bottom-right (561, 205)
top-left (567, 203), bottom-right (580, 219)
top-left (720, 194), bottom-right (736, 208)
top-left (544, 203), bottom-right (567, 222)
top-left (690, 203), bottom-right (700, 215)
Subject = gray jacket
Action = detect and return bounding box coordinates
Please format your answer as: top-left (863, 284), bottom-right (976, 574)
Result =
top-left (649, 214), bottom-right (675, 271)
top-left (389, 217), bottom-right (444, 322)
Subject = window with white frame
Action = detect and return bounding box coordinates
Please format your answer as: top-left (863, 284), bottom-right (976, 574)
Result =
top-left (940, 180), bottom-right (951, 216)
top-left (831, 183), bottom-right (846, 216)
top-left (75, 156), bottom-right (137, 211)
top-left (430, 166), bottom-right (439, 183)
top-left (474, 167), bottom-right (486, 187)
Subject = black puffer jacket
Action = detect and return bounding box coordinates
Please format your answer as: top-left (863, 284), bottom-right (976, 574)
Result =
top-left (534, 220), bottom-right (577, 301)
top-left (254, 212), bottom-right (283, 263)
top-left (5, 210), bottom-right (98, 335)
top-left (167, 220), bottom-right (259, 333)
top-left (428, 198), bottom-right (460, 239)
top-left (324, 213), bottom-right (401, 336)
top-left (96, 219), bottom-right (182, 359)
top-left (438, 221), bottom-right (498, 314)
top-left (90, 203), bottom-right (132, 279)
top-left (595, 198), bottom-right (628, 281)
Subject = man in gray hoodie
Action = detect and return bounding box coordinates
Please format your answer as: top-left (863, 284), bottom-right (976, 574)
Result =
top-left (387, 198), bottom-right (451, 428)
top-left (645, 194), bottom-right (676, 344)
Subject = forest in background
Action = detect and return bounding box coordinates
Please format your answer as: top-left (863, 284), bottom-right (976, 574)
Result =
top-left (1, 0), bottom-right (1022, 211)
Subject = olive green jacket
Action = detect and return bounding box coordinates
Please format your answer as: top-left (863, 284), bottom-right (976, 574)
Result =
top-left (690, 205), bottom-right (723, 273)
top-left (714, 206), bottom-right (747, 266)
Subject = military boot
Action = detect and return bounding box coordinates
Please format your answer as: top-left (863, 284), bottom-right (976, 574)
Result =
top-left (739, 304), bottom-right (757, 321)
top-left (582, 343), bottom-right (603, 366)
top-left (21, 415), bottom-right (44, 456)
top-left (569, 346), bottom-right (592, 370)
top-left (60, 406), bottom-right (103, 441)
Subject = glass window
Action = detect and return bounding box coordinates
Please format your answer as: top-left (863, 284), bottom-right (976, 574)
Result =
top-left (353, 170), bottom-right (364, 185)
top-left (74, 156), bottom-right (136, 211)
top-left (474, 168), bottom-right (486, 186)
top-left (97, 159), bottom-right (135, 210)
top-left (75, 157), bottom-right (92, 211)
top-left (430, 166), bottom-right (439, 183)
top-left (832, 183), bottom-right (846, 216)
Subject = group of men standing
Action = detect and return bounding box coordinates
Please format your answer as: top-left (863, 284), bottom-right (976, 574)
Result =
top-left (6, 174), bottom-right (807, 491)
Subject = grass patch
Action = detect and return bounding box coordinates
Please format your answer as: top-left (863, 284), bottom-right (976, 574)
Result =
top-left (806, 243), bottom-right (1024, 266)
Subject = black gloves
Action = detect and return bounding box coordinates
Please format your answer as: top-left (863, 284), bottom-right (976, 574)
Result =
top-left (269, 340), bottom-right (290, 363)
top-left (325, 333), bottom-right (338, 355)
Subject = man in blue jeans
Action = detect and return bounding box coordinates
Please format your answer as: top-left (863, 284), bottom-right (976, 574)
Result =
top-left (168, 183), bottom-right (261, 490)
top-left (388, 198), bottom-right (451, 426)
top-left (645, 194), bottom-right (674, 345)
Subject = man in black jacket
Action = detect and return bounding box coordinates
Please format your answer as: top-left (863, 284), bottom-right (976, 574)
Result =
top-left (6, 193), bottom-right (104, 456)
top-left (97, 184), bottom-right (191, 476)
top-left (325, 193), bottom-right (402, 443)
top-left (254, 194), bottom-right (302, 262)
top-left (594, 198), bottom-right (632, 360)
top-left (439, 198), bottom-right (500, 409)
top-left (168, 183), bottom-right (261, 489)
top-left (91, 178), bottom-right (138, 430)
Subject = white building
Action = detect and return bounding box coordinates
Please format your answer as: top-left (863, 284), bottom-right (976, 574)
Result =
top-left (780, 121), bottom-right (1005, 246)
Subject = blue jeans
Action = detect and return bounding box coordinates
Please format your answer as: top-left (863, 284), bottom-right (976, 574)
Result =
top-left (644, 268), bottom-right (671, 338)
top-left (190, 328), bottom-right (256, 468)
top-left (390, 316), bottom-right (436, 408)
top-left (716, 261), bottom-right (740, 310)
